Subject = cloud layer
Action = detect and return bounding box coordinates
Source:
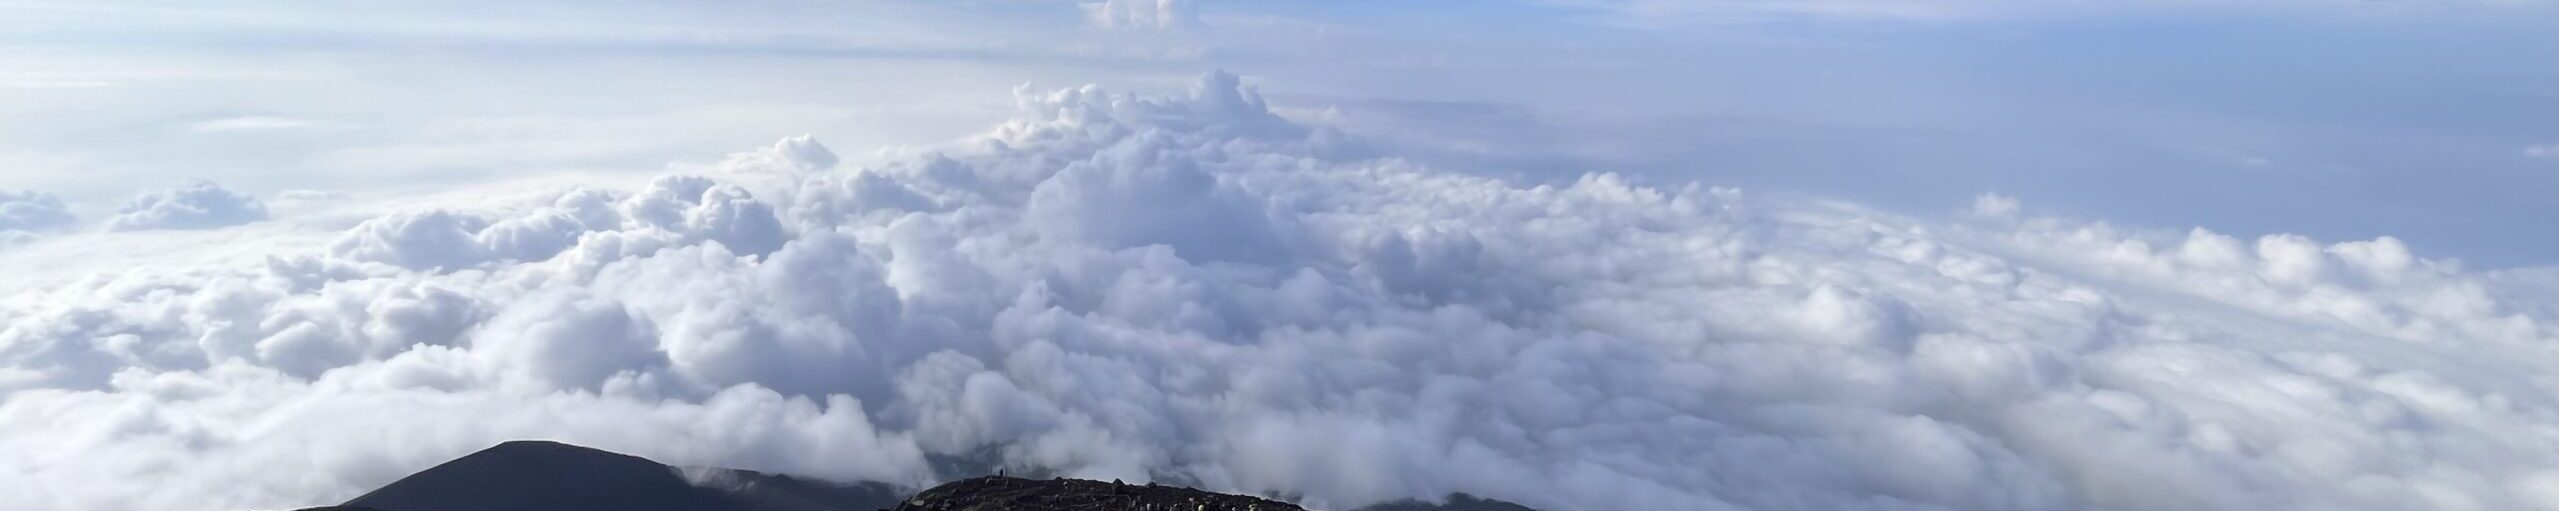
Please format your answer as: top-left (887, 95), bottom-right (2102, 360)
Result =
top-left (4, 73), bottom-right (2559, 511)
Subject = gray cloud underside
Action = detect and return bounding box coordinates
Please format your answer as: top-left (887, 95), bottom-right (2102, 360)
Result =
top-left (3, 73), bottom-right (2558, 511)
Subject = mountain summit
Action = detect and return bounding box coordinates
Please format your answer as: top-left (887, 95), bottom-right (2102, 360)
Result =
top-left (297, 441), bottom-right (1534, 511)
top-left (891, 476), bottom-right (1303, 511)
top-left (331, 440), bottom-right (903, 511)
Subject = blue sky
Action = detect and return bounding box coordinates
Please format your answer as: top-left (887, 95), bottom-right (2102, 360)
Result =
top-left (2, 0), bottom-right (2555, 268)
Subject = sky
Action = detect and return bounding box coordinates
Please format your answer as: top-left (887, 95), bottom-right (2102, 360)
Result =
top-left (5, 0), bottom-right (2557, 265)
top-left (6, 1), bottom-right (2559, 510)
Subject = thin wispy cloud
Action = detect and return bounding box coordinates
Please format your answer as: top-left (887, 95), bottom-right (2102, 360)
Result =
top-left (1538, 0), bottom-right (2559, 24)
top-left (189, 116), bottom-right (335, 132)
top-left (0, 78), bottom-right (118, 89)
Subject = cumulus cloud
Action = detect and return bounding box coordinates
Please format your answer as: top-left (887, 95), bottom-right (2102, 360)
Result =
top-left (105, 180), bottom-right (269, 231)
top-left (4, 72), bottom-right (2559, 511)
top-left (709, 135), bottom-right (841, 175)
top-left (0, 190), bottom-right (77, 246)
top-left (1968, 191), bottom-right (2020, 219)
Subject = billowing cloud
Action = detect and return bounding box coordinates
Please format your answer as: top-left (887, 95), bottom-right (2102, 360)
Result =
top-left (4, 72), bottom-right (2559, 511)
top-left (104, 180), bottom-right (269, 231)
top-left (0, 190), bottom-right (77, 246)
top-left (1968, 191), bottom-right (2020, 219)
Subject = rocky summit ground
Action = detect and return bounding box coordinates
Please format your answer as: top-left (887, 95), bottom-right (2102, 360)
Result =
top-left (892, 476), bottom-right (1302, 511)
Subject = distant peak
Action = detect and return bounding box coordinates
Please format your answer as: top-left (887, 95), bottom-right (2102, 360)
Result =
top-left (340, 440), bottom-right (908, 511)
top-left (458, 440), bottom-right (653, 464)
top-left (484, 439), bottom-right (600, 452)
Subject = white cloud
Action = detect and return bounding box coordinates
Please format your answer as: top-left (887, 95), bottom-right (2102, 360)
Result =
top-left (2528, 144), bottom-right (2558, 159)
top-left (105, 180), bottom-right (269, 231)
top-left (272, 189), bottom-right (350, 202)
top-left (472, 289), bottom-right (667, 392)
top-left (189, 116), bottom-right (333, 132)
top-left (712, 135), bottom-right (841, 175)
top-left (2, 72), bottom-right (2558, 511)
top-left (1969, 191), bottom-right (2020, 218)
top-left (325, 209), bottom-right (497, 272)
top-left (1023, 132), bottom-right (1286, 263)
top-left (0, 190), bottom-right (77, 246)
top-left (1538, 0), bottom-right (2558, 24)
top-left (1084, 0), bottom-right (1202, 30)
top-left (0, 78), bottom-right (120, 89)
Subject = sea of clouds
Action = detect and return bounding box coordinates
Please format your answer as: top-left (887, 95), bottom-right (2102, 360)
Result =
top-left (3, 72), bottom-right (2558, 511)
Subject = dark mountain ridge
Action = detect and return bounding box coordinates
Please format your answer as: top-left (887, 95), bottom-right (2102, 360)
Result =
top-left (328, 440), bottom-right (903, 511)
top-left (295, 440), bottom-right (1537, 511)
top-left (891, 476), bottom-right (1302, 511)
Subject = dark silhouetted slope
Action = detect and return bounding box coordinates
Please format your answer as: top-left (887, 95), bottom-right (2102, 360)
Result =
top-left (888, 476), bottom-right (1543, 511)
top-left (890, 476), bottom-right (1302, 511)
top-left (314, 441), bottom-right (1534, 511)
top-left (1357, 493), bottom-right (1542, 511)
top-left (339, 440), bottom-right (901, 511)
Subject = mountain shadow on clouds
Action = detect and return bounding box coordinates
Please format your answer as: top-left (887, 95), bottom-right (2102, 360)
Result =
top-left (324, 440), bottom-right (905, 511)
